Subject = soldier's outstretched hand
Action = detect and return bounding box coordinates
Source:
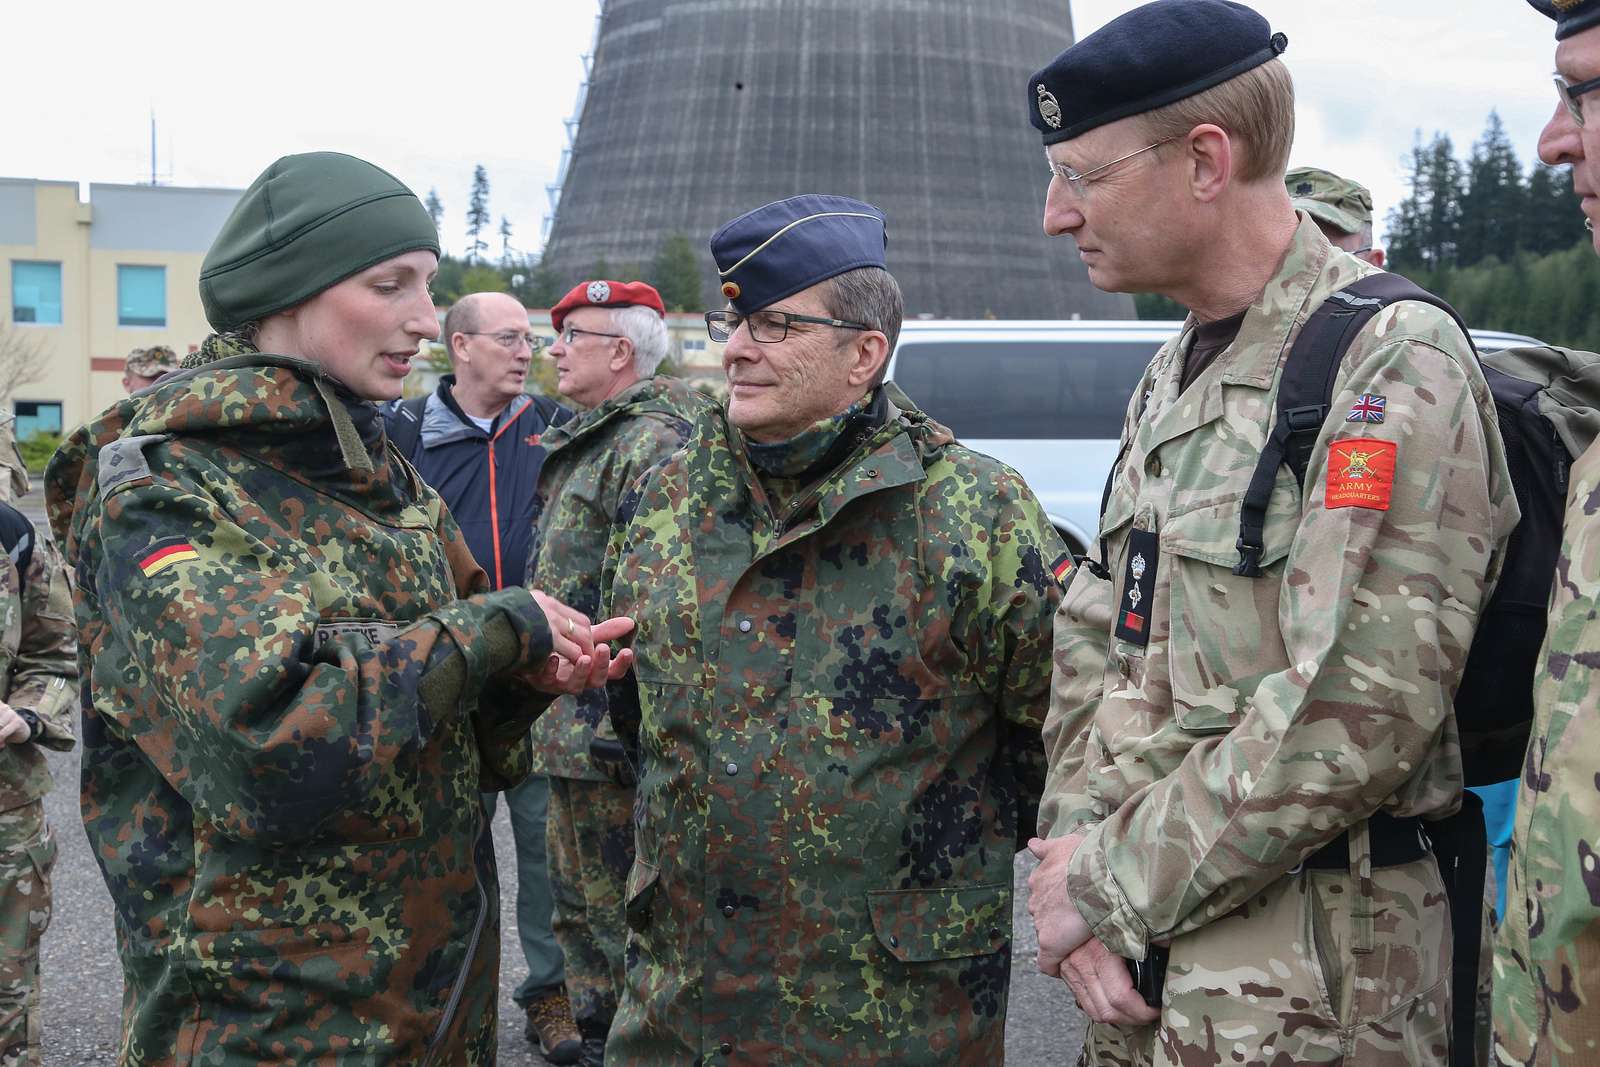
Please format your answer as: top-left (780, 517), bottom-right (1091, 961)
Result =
top-left (530, 590), bottom-right (635, 694)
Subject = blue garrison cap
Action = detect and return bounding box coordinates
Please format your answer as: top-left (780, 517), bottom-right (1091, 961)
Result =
top-left (1529, 0), bottom-right (1600, 40)
top-left (1028, 0), bottom-right (1288, 145)
top-left (709, 194), bottom-right (888, 314)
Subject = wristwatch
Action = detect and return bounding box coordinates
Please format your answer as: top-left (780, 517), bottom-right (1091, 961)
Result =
top-left (14, 708), bottom-right (39, 742)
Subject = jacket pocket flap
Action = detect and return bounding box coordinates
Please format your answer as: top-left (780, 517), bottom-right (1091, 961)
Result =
top-left (1161, 482), bottom-right (1298, 571)
top-left (867, 882), bottom-right (1011, 963)
top-left (625, 859), bottom-right (661, 933)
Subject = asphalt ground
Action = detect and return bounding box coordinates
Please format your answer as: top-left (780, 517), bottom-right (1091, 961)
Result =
top-left (24, 491), bottom-right (1086, 1065)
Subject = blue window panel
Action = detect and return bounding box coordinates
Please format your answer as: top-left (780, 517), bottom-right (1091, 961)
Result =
top-left (13, 401), bottom-right (62, 441)
top-left (11, 261), bottom-right (62, 325)
top-left (118, 265), bottom-right (166, 327)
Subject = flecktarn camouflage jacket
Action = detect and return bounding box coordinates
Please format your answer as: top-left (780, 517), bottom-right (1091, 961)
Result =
top-left (602, 383), bottom-right (1065, 1065)
top-left (45, 350), bottom-right (552, 1066)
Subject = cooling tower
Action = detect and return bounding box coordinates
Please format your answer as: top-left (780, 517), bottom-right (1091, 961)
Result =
top-left (541, 0), bottom-right (1132, 320)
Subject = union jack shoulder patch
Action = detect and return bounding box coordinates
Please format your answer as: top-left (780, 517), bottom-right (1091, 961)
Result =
top-left (1347, 394), bottom-right (1386, 423)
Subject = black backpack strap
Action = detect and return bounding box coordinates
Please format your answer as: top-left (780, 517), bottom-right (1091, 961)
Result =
top-left (386, 394), bottom-right (429, 459)
top-left (1093, 380), bottom-right (1156, 577)
top-left (1235, 272), bottom-right (1472, 576)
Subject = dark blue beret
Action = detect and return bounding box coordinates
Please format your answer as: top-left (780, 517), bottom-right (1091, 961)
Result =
top-left (1028, 0), bottom-right (1288, 145)
top-left (709, 194), bottom-right (888, 314)
top-left (1529, 0), bottom-right (1600, 40)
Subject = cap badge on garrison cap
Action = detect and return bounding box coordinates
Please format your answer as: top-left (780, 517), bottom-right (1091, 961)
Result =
top-left (1037, 84), bottom-right (1063, 130)
top-left (721, 281), bottom-right (741, 300)
top-left (587, 280), bottom-right (611, 303)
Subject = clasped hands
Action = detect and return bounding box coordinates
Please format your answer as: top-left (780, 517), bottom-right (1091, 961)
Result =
top-left (1026, 833), bottom-right (1161, 1028)
top-left (528, 590), bottom-right (636, 695)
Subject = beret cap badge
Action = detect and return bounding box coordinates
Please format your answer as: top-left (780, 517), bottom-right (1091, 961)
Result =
top-left (586, 280), bottom-right (612, 303)
top-left (1036, 84), bottom-right (1063, 130)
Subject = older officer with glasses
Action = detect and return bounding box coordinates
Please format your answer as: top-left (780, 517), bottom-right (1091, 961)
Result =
top-left (1494, 5), bottom-right (1600, 1065)
top-left (596, 193), bottom-right (1066, 1064)
top-left (384, 289), bottom-right (583, 1061)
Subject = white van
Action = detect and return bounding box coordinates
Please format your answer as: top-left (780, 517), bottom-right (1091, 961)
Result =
top-left (887, 319), bottom-right (1542, 555)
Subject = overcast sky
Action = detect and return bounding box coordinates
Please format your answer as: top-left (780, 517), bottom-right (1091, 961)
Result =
top-left (5, 1), bottom-right (1566, 256)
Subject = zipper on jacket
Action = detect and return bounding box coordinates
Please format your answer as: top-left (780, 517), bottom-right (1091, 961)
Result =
top-left (423, 812), bottom-right (492, 1064)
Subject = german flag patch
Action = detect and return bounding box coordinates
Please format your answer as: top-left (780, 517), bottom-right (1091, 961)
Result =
top-left (138, 537), bottom-right (199, 577)
top-left (1051, 552), bottom-right (1074, 583)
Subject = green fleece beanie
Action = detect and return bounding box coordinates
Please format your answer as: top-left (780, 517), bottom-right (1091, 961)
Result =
top-left (200, 152), bottom-right (440, 331)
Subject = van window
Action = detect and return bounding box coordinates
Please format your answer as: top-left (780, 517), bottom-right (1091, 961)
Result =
top-left (892, 340), bottom-right (1159, 439)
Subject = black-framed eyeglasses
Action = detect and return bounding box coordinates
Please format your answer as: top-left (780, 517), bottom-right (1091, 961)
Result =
top-left (704, 309), bottom-right (871, 344)
top-left (1556, 73), bottom-right (1600, 128)
top-left (1047, 138), bottom-right (1176, 198)
top-left (560, 325), bottom-right (624, 345)
top-left (460, 330), bottom-right (548, 353)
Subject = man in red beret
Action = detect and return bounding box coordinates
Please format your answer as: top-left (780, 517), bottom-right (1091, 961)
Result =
top-left (528, 280), bottom-right (708, 1066)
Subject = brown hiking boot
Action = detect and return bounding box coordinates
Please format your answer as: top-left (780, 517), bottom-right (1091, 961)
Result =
top-left (524, 988), bottom-right (582, 1065)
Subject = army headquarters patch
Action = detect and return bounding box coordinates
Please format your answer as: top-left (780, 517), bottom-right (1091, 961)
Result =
top-left (1325, 438), bottom-right (1396, 511)
top-left (1114, 529), bottom-right (1158, 645)
top-left (138, 537), bottom-right (199, 576)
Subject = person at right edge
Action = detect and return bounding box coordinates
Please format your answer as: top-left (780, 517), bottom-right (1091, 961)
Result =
top-left (1495, 3), bottom-right (1600, 1064)
top-left (1023, 3), bottom-right (1517, 1065)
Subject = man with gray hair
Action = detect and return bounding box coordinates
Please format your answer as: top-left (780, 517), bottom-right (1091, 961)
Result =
top-left (1286, 165), bottom-right (1386, 267)
top-left (527, 279), bottom-right (707, 1065)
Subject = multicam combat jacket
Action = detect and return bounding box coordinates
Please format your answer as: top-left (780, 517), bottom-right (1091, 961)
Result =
top-left (527, 375), bottom-right (705, 781)
top-left (603, 384), bottom-right (1064, 1065)
top-left (1041, 215), bottom-right (1519, 959)
top-left (45, 351), bottom-right (553, 1066)
top-left (1493, 437), bottom-right (1600, 1067)
top-left (0, 502), bottom-right (76, 814)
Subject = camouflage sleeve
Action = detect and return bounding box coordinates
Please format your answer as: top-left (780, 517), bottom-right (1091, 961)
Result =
top-left (532, 414), bottom-right (691, 777)
top-left (963, 467), bottom-right (1066, 847)
top-left (90, 479), bottom-right (552, 845)
top-left (9, 532), bottom-right (77, 750)
top-left (1038, 564), bottom-right (1115, 837)
top-left (1066, 325), bottom-right (1514, 959)
top-left (587, 416), bottom-right (691, 757)
top-left (1038, 355), bottom-right (1158, 838)
top-left (597, 460), bottom-right (665, 760)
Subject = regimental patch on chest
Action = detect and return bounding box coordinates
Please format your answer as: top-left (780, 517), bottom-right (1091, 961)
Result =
top-left (1325, 437), bottom-right (1397, 511)
top-left (137, 537), bottom-right (199, 577)
top-left (1114, 529), bottom-right (1158, 646)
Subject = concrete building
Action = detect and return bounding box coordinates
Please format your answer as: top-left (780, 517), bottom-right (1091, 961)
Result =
top-left (0, 177), bottom-right (242, 436)
top-left (541, 0), bottom-right (1131, 321)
